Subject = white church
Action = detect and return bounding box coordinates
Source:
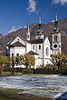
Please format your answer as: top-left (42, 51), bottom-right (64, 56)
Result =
top-left (6, 16), bottom-right (61, 69)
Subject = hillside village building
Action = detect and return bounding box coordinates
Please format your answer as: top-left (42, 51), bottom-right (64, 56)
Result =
top-left (6, 16), bottom-right (61, 69)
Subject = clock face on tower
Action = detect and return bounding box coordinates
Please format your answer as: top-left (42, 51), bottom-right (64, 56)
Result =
top-left (54, 44), bottom-right (57, 48)
top-left (53, 44), bottom-right (58, 49)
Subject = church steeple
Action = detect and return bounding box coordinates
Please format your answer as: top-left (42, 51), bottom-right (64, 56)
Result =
top-left (36, 16), bottom-right (44, 39)
top-left (37, 16), bottom-right (43, 35)
top-left (53, 14), bottom-right (59, 33)
top-left (26, 20), bottom-right (30, 41)
top-left (52, 14), bottom-right (61, 55)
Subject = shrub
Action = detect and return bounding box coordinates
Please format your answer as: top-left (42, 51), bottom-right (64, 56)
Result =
top-left (15, 68), bottom-right (23, 73)
top-left (3, 67), bottom-right (11, 72)
top-left (3, 64), bottom-right (67, 75)
top-left (27, 68), bottom-right (34, 74)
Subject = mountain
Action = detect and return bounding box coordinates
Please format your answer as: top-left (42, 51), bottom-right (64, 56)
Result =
top-left (0, 18), bottom-right (67, 55)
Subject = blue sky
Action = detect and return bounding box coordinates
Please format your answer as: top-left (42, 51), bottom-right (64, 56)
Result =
top-left (0, 0), bottom-right (67, 35)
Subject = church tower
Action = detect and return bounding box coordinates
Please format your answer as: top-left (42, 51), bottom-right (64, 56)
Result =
top-left (52, 14), bottom-right (61, 55)
top-left (26, 20), bottom-right (30, 41)
top-left (36, 16), bottom-right (44, 39)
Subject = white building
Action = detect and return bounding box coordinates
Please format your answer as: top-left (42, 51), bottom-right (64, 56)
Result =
top-left (6, 16), bottom-right (61, 69)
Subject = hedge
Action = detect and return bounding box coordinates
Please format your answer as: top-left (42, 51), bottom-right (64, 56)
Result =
top-left (3, 65), bottom-right (67, 75)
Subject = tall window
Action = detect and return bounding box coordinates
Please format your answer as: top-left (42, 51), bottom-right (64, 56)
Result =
top-left (46, 47), bottom-right (49, 56)
top-left (27, 35), bottom-right (29, 38)
top-left (54, 35), bottom-right (57, 42)
top-left (16, 53), bottom-right (19, 65)
top-left (39, 45), bottom-right (41, 50)
top-left (33, 45), bottom-right (35, 50)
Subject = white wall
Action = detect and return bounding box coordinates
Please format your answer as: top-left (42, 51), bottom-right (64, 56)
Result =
top-left (34, 55), bottom-right (42, 69)
top-left (37, 44), bottom-right (43, 58)
top-left (26, 42), bottom-right (31, 53)
top-left (31, 44), bottom-right (36, 52)
top-left (32, 44), bottom-right (43, 58)
top-left (10, 47), bottom-right (25, 57)
top-left (43, 37), bottom-right (51, 66)
top-left (14, 64), bottom-right (26, 68)
top-left (52, 32), bottom-right (61, 55)
top-left (31, 37), bottom-right (52, 66)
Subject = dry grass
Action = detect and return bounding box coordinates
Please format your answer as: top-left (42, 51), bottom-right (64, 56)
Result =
top-left (0, 89), bottom-right (53, 100)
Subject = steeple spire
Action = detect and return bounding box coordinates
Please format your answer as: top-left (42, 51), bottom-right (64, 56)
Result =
top-left (39, 16), bottom-right (41, 24)
top-left (26, 19), bottom-right (30, 41)
top-left (55, 14), bottom-right (58, 27)
top-left (56, 14), bottom-right (57, 22)
top-left (27, 19), bottom-right (30, 33)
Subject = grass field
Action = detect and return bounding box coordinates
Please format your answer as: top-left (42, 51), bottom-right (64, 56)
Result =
top-left (0, 89), bottom-right (53, 100)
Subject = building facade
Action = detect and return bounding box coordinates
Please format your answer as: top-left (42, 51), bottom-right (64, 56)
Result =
top-left (6, 16), bottom-right (61, 69)
top-left (52, 15), bottom-right (61, 55)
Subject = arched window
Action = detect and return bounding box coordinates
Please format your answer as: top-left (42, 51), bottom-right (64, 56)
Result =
top-left (27, 35), bottom-right (29, 38)
top-left (16, 53), bottom-right (19, 56)
top-left (39, 45), bottom-right (41, 50)
top-left (54, 35), bottom-right (57, 42)
top-left (12, 53), bottom-right (14, 56)
top-left (12, 53), bottom-right (14, 63)
top-left (46, 47), bottom-right (49, 56)
top-left (33, 45), bottom-right (35, 50)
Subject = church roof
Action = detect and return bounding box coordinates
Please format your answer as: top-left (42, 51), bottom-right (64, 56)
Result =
top-left (27, 51), bottom-right (39, 55)
top-left (7, 35), bottom-right (26, 46)
top-left (10, 41), bottom-right (26, 47)
top-left (28, 35), bottom-right (47, 44)
top-left (28, 38), bottom-right (44, 44)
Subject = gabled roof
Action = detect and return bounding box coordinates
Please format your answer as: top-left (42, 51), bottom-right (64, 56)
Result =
top-left (7, 35), bottom-right (26, 46)
top-left (27, 51), bottom-right (39, 55)
top-left (18, 35), bottom-right (26, 41)
top-left (10, 41), bottom-right (26, 47)
top-left (7, 39), bottom-right (13, 46)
